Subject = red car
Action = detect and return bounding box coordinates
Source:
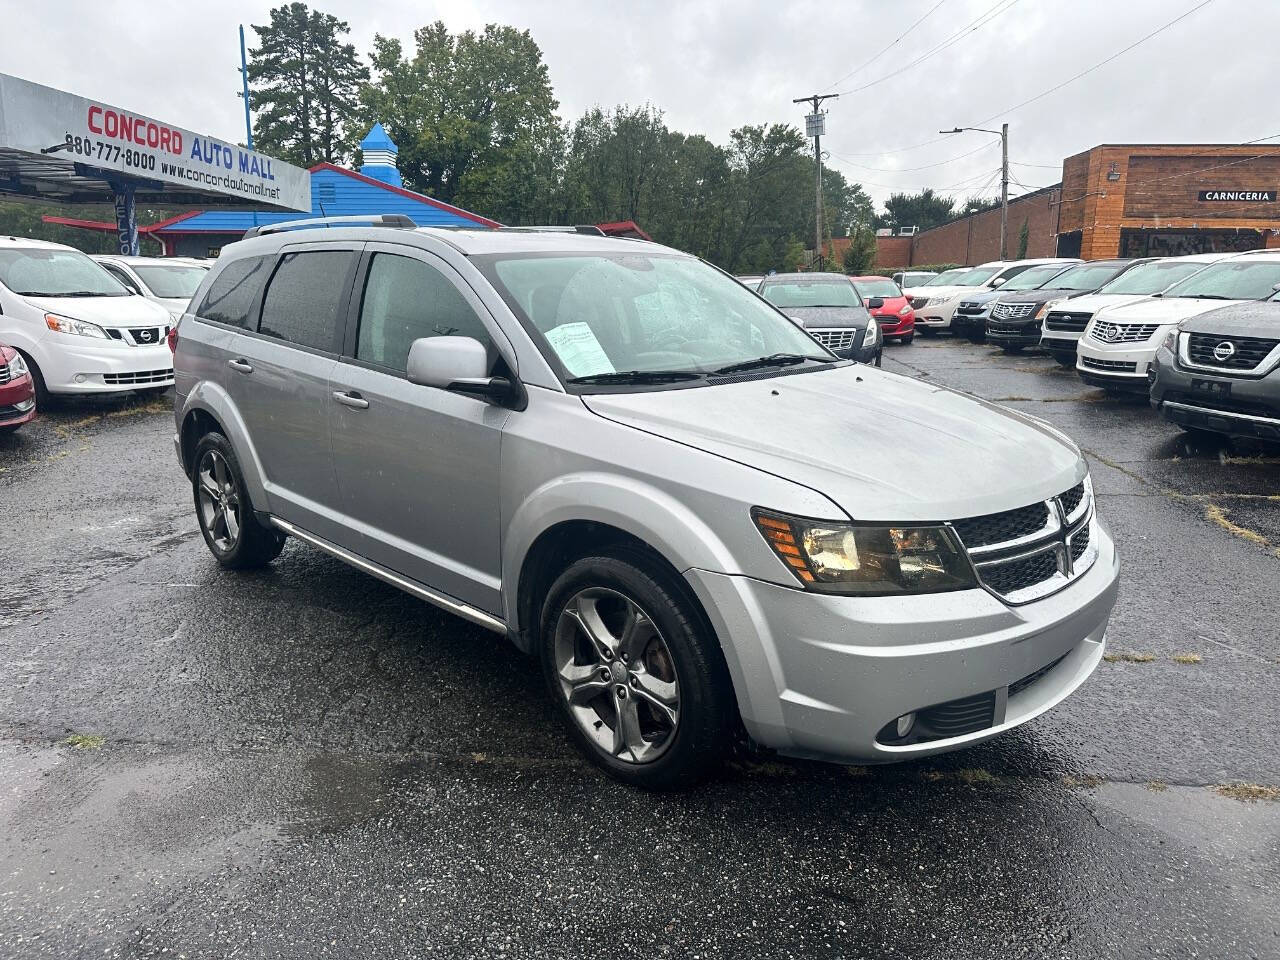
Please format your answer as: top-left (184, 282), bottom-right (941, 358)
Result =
top-left (850, 276), bottom-right (916, 344)
top-left (0, 343), bottom-right (37, 434)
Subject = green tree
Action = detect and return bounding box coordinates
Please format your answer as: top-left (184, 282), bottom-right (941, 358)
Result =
top-left (842, 226), bottom-right (878, 274)
top-left (1016, 218), bottom-right (1029, 258)
top-left (361, 22), bottom-right (561, 223)
top-left (249, 3), bottom-right (368, 165)
top-left (878, 188), bottom-right (956, 233)
top-left (959, 195), bottom-right (1000, 216)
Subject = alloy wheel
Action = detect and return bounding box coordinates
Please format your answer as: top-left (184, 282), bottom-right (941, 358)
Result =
top-left (553, 587), bottom-right (680, 764)
top-left (196, 449), bottom-right (241, 552)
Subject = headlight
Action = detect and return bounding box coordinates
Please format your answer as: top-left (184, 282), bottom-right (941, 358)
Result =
top-left (863, 318), bottom-right (880, 346)
top-left (898, 302), bottom-right (911, 315)
top-left (1035, 298), bottom-right (1065, 320)
top-left (753, 509), bottom-right (978, 595)
top-left (7, 352), bottom-right (27, 376)
top-left (45, 313), bottom-right (109, 339)
top-left (1161, 329), bottom-right (1179, 354)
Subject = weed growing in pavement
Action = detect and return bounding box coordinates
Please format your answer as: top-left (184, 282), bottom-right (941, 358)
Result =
top-left (1063, 774), bottom-right (1104, 789)
top-left (63, 733), bottom-right (104, 749)
top-left (1172, 653), bottom-right (1202, 664)
top-left (1146, 780), bottom-right (1168, 792)
top-left (1215, 783), bottom-right (1280, 803)
top-left (1103, 652), bottom-right (1156, 663)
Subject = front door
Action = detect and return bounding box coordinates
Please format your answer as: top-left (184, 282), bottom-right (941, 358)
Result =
top-left (327, 245), bottom-right (512, 615)
top-left (222, 243), bottom-right (359, 544)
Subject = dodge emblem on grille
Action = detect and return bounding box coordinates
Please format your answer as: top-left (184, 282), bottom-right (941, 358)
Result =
top-left (1212, 340), bottom-right (1236, 361)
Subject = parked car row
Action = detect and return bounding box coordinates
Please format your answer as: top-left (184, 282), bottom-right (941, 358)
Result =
top-left (0, 237), bottom-right (209, 427)
top-left (894, 250), bottom-right (1280, 444)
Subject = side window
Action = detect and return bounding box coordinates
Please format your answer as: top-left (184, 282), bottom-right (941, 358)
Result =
top-left (102, 263), bottom-right (141, 295)
top-left (258, 250), bottom-right (356, 352)
top-left (355, 253), bottom-right (491, 373)
top-left (195, 256), bottom-right (271, 330)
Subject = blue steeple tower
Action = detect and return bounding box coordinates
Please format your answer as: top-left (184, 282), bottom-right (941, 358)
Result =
top-left (359, 123), bottom-right (402, 187)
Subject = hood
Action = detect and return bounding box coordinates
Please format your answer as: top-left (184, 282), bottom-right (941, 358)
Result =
top-left (1094, 295), bottom-right (1249, 325)
top-left (1047, 292), bottom-right (1150, 315)
top-left (956, 289), bottom-right (1006, 308)
top-left (906, 285), bottom-right (974, 302)
top-left (1180, 301), bottom-right (1280, 337)
top-left (582, 364), bottom-right (1084, 522)
top-left (23, 293), bottom-right (173, 326)
top-left (993, 286), bottom-right (1096, 308)
top-left (783, 305), bottom-right (870, 329)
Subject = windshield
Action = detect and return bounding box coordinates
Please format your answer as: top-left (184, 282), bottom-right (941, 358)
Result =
top-left (922, 269), bottom-right (967, 286)
top-left (0, 248), bottom-right (130, 297)
top-left (954, 266), bottom-right (1002, 286)
top-left (479, 253), bottom-right (833, 385)
top-left (758, 278), bottom-right (862, 308)
top-left (1161, 259), bottom-right (1280, 300)
top-left (133, 262), bottom-right (208, 299)
top-left (1096, 259), bottom-right (1209, 295)
top-left (851, 278), bottom-right (902, 299)
top-left (999, 264), bottom-right (1072, 291)
top-left (1040, 261), bottom-right (1127, 291)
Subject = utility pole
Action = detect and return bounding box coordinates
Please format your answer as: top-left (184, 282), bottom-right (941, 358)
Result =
top-left (794, 93), bottom-right (839, 269)
top-left (238, 25), bottom-right (254, 150)
top-left (942, 123), bottom-right (1010, 258)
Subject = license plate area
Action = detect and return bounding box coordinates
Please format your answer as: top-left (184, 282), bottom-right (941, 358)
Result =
top-left (1191, 378), bottom-right (1231, 397)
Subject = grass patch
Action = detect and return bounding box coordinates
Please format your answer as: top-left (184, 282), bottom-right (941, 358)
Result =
top-left (1103, 652), bottom-right (1156, 663)
top-left (955, 768), bottom-right (998, 785)
top-left (1205, 504), bottom-right (1271, 548)
top-left (1146, 780), bottom-right (1168, 792)
top-left (63, 733), bottom-right (104, 750)
top-left (1215, 782), bottom-right (1280, 803)
top-left (1063, 774), bottom-right (1104, 789)
top-left (1172, 653), bottom-right (1202, 665)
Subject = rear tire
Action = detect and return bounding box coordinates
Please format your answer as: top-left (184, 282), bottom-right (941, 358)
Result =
top-left (191, 431), bottom-right (286, 569)
top-left (901, 333), bottom-right (914, 345)
top-left (539, 548), bottom-right (735, 790)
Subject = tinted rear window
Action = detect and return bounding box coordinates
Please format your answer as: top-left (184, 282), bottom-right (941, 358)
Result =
top-left (258, 251), bottom-right (356, 352)
top-left (195, 256), bottom-right (271, 330)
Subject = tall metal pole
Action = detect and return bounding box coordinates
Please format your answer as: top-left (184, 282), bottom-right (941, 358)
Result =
top-left (793, 93), bottom-right (839, 270)
top-left (239, 25), bottom-right (254, 150)
top-left (999, 122), bottom-right (1009, 259)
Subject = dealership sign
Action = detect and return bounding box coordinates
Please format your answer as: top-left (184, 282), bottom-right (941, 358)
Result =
top-left (1197, 189), bottom-right (1276, 202)
top-left (0, 73), bottom-right (310, 210)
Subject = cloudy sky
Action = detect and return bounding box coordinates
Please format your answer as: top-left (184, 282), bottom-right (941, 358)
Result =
top-left (5, 0), bottom-right (1275, 210)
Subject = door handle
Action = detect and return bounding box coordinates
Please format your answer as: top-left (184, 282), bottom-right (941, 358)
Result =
top-left (332, 390), bottom-right (370, 410)
top-left (227, 358), bottom-right (253, 374)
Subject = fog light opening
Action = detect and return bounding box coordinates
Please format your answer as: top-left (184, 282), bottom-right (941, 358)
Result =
top-left (74, 374), bottom-right (87, 383)
top-left (896, 712), bottom-right (916, 738)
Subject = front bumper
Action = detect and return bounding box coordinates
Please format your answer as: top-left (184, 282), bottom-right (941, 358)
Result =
top-left (873, 312), bottom-right (915, 338)
top-left (32, 337), bottom-right (174, 394)
top-left (832, 342), bottom-right (882, 365)
top-left (684, 519), bottom-right (1119, 764)
top-left (1040, 333), bottom-right (1081, 355)
top-left (1076, 339), bottom-right (1159, 392)
top-left (1150, 343), bottom-right (1280, 440)
top-left (951, 307), bottom-right (990, 334)
top-left (0, 374), bottom-right (37, 427)
top-left (986, 318), bottom-right (1043, 347)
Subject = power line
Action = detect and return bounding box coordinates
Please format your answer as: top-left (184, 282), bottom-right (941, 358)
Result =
top-left (830, 138), bottom-right (999, 173)
top-left (832, 0), bottom-right (1020, 96)
top-left (821, 0), bottom-right (950, 92)
top-left (968, 0), bottom-right (1217, 127)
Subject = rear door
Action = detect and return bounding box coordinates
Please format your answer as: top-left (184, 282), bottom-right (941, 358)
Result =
top-left (327, 243), bottom-right (514, 615)
top-left (221, 242), bottom-right (360, 544)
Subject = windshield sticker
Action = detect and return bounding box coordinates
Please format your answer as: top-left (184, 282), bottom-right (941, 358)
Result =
top-left (544, 322), bottom-right (616, 377)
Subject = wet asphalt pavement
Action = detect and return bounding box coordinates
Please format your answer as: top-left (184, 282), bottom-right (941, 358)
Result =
top-left (1, 338), bottom-right (1278, 959)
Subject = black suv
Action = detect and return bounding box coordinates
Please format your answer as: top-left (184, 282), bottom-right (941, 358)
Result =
top-left (1149, 300), bottom-right (1280, 441)
top-left (986, 260), bottom-right (1143, 354)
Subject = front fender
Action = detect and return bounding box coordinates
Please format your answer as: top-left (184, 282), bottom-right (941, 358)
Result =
top-left (178, 380), bottom-right (269, 510)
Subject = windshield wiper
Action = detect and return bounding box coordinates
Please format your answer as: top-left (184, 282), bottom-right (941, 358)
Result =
top-left (1183, 294), bottom-right (1232, 300)
top-left (567, 369), bottom-right (706, 385)
top-left (28, 290), bottom-right (116, 297)
top-left (712, 353), bottom-right (832, 376)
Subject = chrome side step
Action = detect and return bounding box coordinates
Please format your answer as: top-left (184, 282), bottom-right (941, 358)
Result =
top-left (269, 517), bottom-right (507, 634)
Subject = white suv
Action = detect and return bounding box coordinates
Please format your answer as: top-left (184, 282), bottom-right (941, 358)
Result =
top-left (1076, 251), bottom-right (1280, 392)
top-left (93, 255), bottom-right (210, 321)
top-left (913, 259), bottom-right (1078, 333)
top-left (0, 238), bottom-right (175, 403)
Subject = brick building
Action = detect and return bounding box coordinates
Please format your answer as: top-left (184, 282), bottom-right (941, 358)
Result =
top-left (875, 142), bottom-right (1280, 268)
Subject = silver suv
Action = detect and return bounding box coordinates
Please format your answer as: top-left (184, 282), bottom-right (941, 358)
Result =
top-left (173, 218), bottom-right (1120, 789)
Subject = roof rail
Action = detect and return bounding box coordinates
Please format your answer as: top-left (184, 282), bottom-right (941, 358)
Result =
top-left (498, 225), bottom-right (607, 236)
top-left (242, 214), bottom-right (417, 240)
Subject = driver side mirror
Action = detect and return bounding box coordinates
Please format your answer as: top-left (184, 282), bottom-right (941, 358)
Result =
top-left (406, 336), bottom-right (521, 407)
top-left (990, 276), bottom-right (1006, 287)
top-left (866, 297), bottom-right (885, 310)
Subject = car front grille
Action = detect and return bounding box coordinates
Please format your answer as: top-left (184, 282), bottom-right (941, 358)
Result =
top-left (808, 328), bottom-right (858, 352)
top-left (950, 480), bottom-right (1095, 604)
top-left (106, 326), bottom-right (170, 346)
top-left (102, 368), bottom-right (174, 385)
top-left (991, 302), bottom-right (1036, 320)
top-left (1089, 321), bottom-right (1160, 344)
top-left (1186, 333), bottom-right (1280, 370)
top-left (911, 297), bottom-right (930, 309)
top-left (1044, 311), bottom-right (1092, 332)
top-left (1008, 654), bottom-right (1067, 698)
top-left (1080, 356), bottom-right (1138, 373)
top-left (0, 360), bottom-right (12, 385)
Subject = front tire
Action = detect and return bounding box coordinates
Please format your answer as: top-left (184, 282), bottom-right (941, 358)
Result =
top-left (192, 432), bottom-right (286, 569)
top-left (1001, 345), bottom-right (1024, 354)
top-left (17, 352), bottom-right (49, 409)
top-left (539, 549), bottom-right (735, 790)
top-left (1052, 352), bottom-right (1076, 368)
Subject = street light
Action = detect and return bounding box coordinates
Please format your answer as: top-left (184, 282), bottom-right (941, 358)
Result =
top-left (942, 123), bottom-right (1009, 259)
